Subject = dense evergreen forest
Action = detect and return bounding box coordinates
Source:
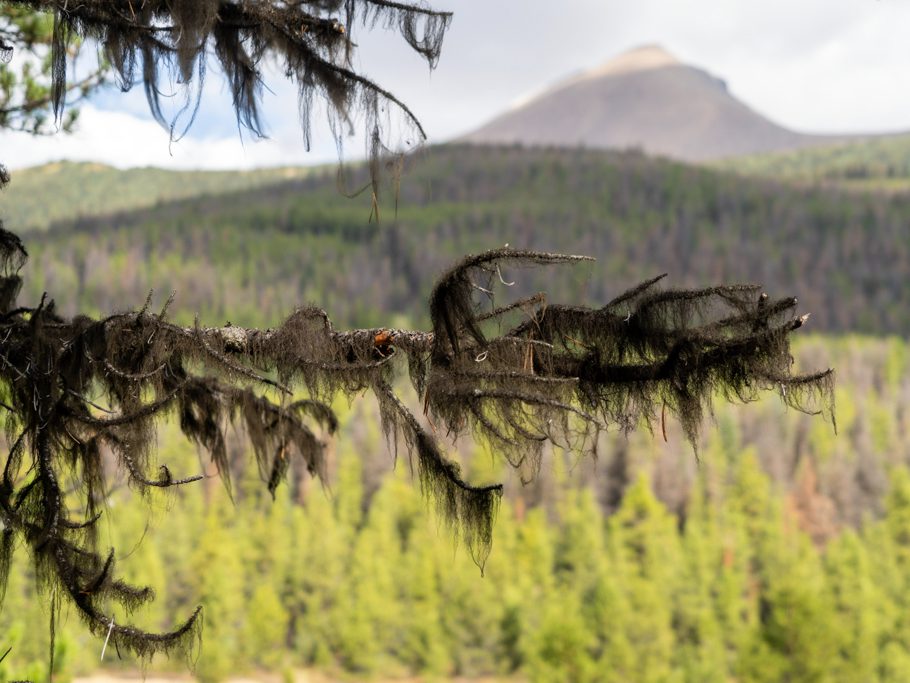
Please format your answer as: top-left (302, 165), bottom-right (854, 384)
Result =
top-left (2, 142), bottom-right (909, 681)
top-left (3, 162), bottom-right (317, 232)
top-left (9, 144), bottom-right (909, 334)
top-left (0, 338), bottom-right (907, 683)
top-left (718, 133), bottom-right (910, 190)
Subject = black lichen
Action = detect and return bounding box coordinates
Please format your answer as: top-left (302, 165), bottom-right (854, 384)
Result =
top-left (0, 228), bottom-right (833, 665)
top-left (7, 0), bottom-right (451, 197)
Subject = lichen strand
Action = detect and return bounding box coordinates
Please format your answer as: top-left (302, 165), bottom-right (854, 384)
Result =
top-left (373, 379), bottom-right (502, 572)
top-left (423, 250), bottom-right (833, 470)
top-left (11, 0), bottom-right (452, 198)
top-left (0, 229), bottom-right (833, 661)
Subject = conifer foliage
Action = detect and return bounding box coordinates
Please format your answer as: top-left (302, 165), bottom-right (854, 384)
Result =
top-left (0, 0), bottom-right (835, 670)
top-left (1, 3), bottom-right (109, 133)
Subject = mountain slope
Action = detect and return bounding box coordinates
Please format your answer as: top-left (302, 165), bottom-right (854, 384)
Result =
top-left (14, 144), bottom-right (910, 336)
top-left (0, 161), bottom-right (320, 233)
top-left (463, 45), bottom-right (862, 161)
top-left (718, 132), bottom-right (910, 191)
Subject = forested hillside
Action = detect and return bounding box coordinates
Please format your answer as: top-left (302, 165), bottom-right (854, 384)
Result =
top-left (2, 161), bottom-right (317, 232)
top-left (720, 133), bottom-right (910, 190)
top-left (11, 144), bottom-right (909, 334)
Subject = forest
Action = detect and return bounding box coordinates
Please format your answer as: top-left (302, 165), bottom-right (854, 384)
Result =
top-left (0, 335), bottom-right (906, 682)
top-left (718, 133), bottom-right (910, 190)
top-left (7, 144), bottom-right (908, 335)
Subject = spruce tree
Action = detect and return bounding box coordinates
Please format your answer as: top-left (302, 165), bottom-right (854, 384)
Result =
top-left (190, 501), bottom-right (247, 683)
top-left (607, 476), bottom-right (681, 683)
top-left (674, 482), bottom-right (727, 683)
top-left (824, 530), bottom-right (883, 683)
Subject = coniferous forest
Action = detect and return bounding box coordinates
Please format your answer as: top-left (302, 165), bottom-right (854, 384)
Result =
top-left (11, 145), bottom-right (910, 334)
top-left (0, 336), bottom-right (907, 682)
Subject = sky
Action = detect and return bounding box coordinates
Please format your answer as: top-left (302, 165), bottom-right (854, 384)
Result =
top-left (3, 0), bottom-right (910, 170)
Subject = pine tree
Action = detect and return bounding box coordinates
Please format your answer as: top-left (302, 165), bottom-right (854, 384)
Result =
top-left (0, 5), bottom-right (105, 132)
top-left (526, 487), bottom-right (612, 683)
top-left (386, 473), bottom-right (452, 676)
top-left (287, 465), bottom-right (349, 669)
top-left (333, 473), bottom-right (402, 675)
top-left (607, 476), bottom-right (682, 683)
top-left (824, 529), bottom-right (883, 683)
top-left (245, 582), bottom-right (291, 672)
top-left (674, 480), bottom-right (728, 683)
top-left (190, 501), bottom-right (247, 683)
top-left (874, 467), bottom-right (910, 679)
top-left (737, 464), bottom-right (840, 683)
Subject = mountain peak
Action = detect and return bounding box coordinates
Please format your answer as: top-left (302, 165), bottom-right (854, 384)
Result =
top-left (461, 46), bottom-right (855, 161)
top-left (580, 44), bottom-right (680, 81)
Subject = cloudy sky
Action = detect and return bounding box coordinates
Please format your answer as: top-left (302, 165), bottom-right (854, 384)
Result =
top-left (3, 0), bottom-right (910, 170)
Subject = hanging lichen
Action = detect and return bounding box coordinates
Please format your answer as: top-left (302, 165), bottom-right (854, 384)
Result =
top-left (0, 207), bottom-right (835, 661)
top-left (5, 0), bottom-right (452, 196)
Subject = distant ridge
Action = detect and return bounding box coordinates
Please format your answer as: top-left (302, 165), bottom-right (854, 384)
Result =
top-left (15, 145), bottom-right (910, 336)
top-left (2, 161), bottom-right (317, 233)
top-left (462, 45), bottom-right (877, 162)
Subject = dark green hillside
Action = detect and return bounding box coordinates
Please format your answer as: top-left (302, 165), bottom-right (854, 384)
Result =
top-left (0, 160), bottom-right (320, 232)
top-left (720, 133), bottom-right (910, 190)
top-left (15, 144), bottom-right (910, 334)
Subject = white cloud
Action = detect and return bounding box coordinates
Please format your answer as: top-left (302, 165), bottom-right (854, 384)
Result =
top-left (0, 105), bottom-right (344, 170)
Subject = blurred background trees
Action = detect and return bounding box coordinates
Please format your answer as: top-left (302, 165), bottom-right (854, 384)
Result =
top-left (0, 335), bottom-right (903, 682)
